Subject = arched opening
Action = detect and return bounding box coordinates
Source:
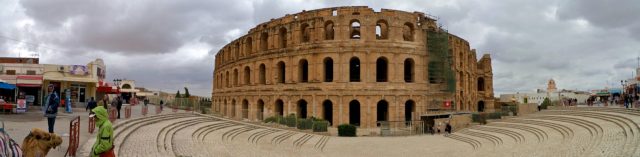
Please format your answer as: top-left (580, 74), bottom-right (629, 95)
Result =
top-left (375, 20), bottom-right (388, 40)
top-left (279, 27), bottom-right (287, 48)
top-left (350, 57), bottom-right (361, 82)
top-left (233, 69), bottom-right (239, 86)
top-left (403, 23), bottom-right (415, 41)
top-left (223, 100), bottom-right (227, 116)
top-left (231, 99), bottom-right (236, 118)
top-left (257, 100), bottom-right (265, 120)
top-left (244, 66), bottom-right (251, 85)
top-left (325, 21), bottom-right (334, 40)
top-left (301, 23), bottom-right (310, 43)
top-left (324, 57), bottom-right (333, 82)
top-left (478, 101), bottom-right (485, 112)
top-left (405, 100), bottom-right (415, 122)
top-left (225, 71), bottom-right (229, 87)
top-left (245, 37), bottom-right (253, 55)
top-left (277, 61), bottom-right (286, 83)
top-left (235, 42), bottom-right (240, 57)
top-left (404, 58), bottom-right (415, 82)
top-left (322, 100), bottom-right (333, 126)
top-left (260, 32), bottom-right (268, 51)
top-left (259, 64), bottom-right (266, 84)
top-left (275, 99), bottom-right (284, 116)
top-left (376, 100), bottom-right (389, 126)
top-left (478, 77), bottom-right (485, 91)
top-left (242, 99), bottom-right (249, 119)
top-left (299, 59), bottom-right (309, 83)
top-left (349, 100), bottom-right (361, 126)
top-left (297, 100), bottom-right (308, 118)
top-left (350, 20), bottom-right (361, 39)
top-left (376, 57), bottom-right (388, 82)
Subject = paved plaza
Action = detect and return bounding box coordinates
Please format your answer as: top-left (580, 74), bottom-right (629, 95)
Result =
top-left (3, 105), bottom-right (640, 157)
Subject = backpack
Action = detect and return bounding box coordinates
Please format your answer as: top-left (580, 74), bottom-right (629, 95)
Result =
top-left (0, 122), bottom-right (23, 157)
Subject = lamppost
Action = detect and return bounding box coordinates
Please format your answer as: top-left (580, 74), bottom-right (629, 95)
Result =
top-left (621, 80), bottom-right (628, 108)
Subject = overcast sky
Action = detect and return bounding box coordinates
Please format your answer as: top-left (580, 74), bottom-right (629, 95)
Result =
top-left (1, 0), bottom-right (639, 96)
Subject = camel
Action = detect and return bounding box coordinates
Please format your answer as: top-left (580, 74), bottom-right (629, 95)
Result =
top-left (21, 128), bottom-right (63, 157)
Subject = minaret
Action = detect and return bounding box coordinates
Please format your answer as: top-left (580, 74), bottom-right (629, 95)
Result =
top-left (547, 79), bottom-right (557, 93)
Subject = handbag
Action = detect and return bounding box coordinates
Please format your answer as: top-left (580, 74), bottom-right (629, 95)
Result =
top-left (99, 145), bottom-right (115, 157)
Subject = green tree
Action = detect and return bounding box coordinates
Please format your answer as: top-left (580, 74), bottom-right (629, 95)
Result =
top-left (541, 97), bottom-right (551, 109)
top-left (184, 87), bottom-right (191, 98)
top-left (176, 90), bottom-right (181, 98)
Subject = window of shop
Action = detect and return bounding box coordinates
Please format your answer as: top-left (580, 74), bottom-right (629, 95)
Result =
top-left (26, 70), bottom-right (36, 75)
top-left (6, 70), bottom-right (16, 75)
top-left (70, 84), bottom-right (87, 103)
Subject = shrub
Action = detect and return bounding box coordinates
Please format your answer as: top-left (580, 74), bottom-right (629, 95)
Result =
top-left (472, 113), bottom-right (487, 125)
top-left (487, 112), bottom-right (502, 119)
top-left (337, 124), bottom-right (357, 137)
top-left (284, 114), bottom-right (297, 127)
top-left (297, 118), bottom-right (313, 130)
top-left (312, 120), bottom-right (329, 132)
top-left (540, 98), bottom-right (551, 110)
top-left (264, 115), bottom-right (282, 123)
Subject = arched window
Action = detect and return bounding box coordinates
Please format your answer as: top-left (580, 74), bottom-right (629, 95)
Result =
top-left (233, 69), bottom-right (239, 86)
top-left (301, 23), bottom-right (310, 43)
top-left (403, 23), bottom-right (415, 41)
top-left (275, 99), bottom-right (284, 116)
top-left (405, 100), bottom-right (415, 125)
top-left (375, 20), bottom-right (388, 40)
top-left (376, 57), bottom-right (388, 82)
top-left (349, 100), bottom-right (361, 126)
top-left (325, 21), bottom-right (334, 40)
top-left (279, 27), bottom-right (287, 48)
top-left (478, 77), bottom-right (485, 91)
top-left (404, 58), bottom-right (415, 82)
top-left (299, 59), bottom-right (309, 83)
top-left (260, 32), bottom-right (268, 51)
top-left (277, 61), bottom-right (286, 83)
top-left (376, 100), bottom-right (389, 126)
top-left (297, 99), bottom-right (308, 118)
top-left (243, 66), bottom-right (251, 85)
top-left (225, 71), bottom-right (230, 87)
top-left (349, 57), bottom-right (361, 82)
top-left (235, 42), bottom-right (241, 57)
top-left (257, 100), bottom-right (265, 120)
top-left (322, 100), bottom-right (333, 126)
top-left (242, 99), bottom-right (249, 119)
top-left (259, 64), bottom-right (266, 84)
top-left (324, 57), bottom-right (333, 82)
top-left (350, 20), bottom-right (361, 39)
top-left (245, 37), bottom-right (252, 55)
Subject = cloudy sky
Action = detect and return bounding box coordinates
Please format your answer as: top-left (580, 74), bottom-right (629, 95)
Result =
top-left (1, 0), bottom-right (639, 96)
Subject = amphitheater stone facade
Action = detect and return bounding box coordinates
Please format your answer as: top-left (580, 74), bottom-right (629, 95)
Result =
top-left (211, 6), bottom-right (494, 129)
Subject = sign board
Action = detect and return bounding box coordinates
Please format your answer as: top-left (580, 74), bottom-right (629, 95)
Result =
top-left (16, 99), bottom-right (27, 113)
top-left (444, 101), bottom-right (451, 108)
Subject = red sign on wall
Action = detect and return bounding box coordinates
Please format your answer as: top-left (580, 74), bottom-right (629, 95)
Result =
top-left (444, 101), bottom-right (451, 108)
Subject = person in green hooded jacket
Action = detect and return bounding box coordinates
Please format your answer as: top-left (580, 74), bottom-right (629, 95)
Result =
top-left (90, 106), bottom-right (114, 156)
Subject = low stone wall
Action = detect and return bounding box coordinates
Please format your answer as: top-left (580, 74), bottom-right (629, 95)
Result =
top-left (434, 114), bottom-right (471, 133)
top-left (517, 103), bottom-right (539, 115)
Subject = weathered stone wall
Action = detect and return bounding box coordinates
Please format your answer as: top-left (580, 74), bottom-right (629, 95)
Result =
top-left (211, 6), bottom-right (494, 129)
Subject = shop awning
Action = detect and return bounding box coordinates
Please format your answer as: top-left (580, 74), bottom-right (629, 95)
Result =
top-left (16, 75), bottom-right (43, 87)
top-left (97, 86), bottom-right (119, 94)
top-left (0, 82), bottom-right (16, 90)
top-left (45, 77), bottom-right (98, 83)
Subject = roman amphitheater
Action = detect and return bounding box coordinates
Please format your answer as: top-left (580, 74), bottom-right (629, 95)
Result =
top-left (211, 6), bottom-right (495, 131)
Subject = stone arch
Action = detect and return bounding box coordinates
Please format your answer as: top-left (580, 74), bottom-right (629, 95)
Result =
top-left (404, 58), bottom-right (415, 82)
top-left (478, 101), bottom-right (485, 112)
top-left (231, 99), bottom-right (237, 118)
top-left (300, 23), bottom-right (310, 43)
top-left (299, 59), bottom-right (309, 83)
top-left (405, 100), bottom-right (416, 122)
top-left (403, 22), bottom-right (415, 41)
top-left (376, 57), bottom-right (389, 82)
top-left (376, 100), bottom-right (389, 126)
top-left (245, 37), bottom-right (253, 55)
top-left (375, 20), bottom-right (389, 40)
top-left (277, 61), bottom-right (286, 83)
top-left (297, 99), bottom-right (308, 118)
top-left (235, 42), bottom-right (241, 57)
top-left (279, 27), bottom-right (287, 48)
top-left (242, 99), bottom-right (249, 119)
top-left (349, 57), bottom-right (361, 82)
top-left (244, 66), bottom-right (251, 85)
top-left (259, 64), bottom-right (266, 84)
top-left (323, 57), bottom-right (333, 82)
top-left (223, 99), bottom-right (227, 116)
top-left (322, 100), bottom-right (333, 126)
top-left (349, 100), bottom-right (361, 126)
top-left (350, 19), bottom-right (361, 39)
top-left (324, 21), bottom-right (334, 40)
top-left (233, 69), bottom-right (239, 86)
top-left (275, 99), bottom-right (284, 116)
top-left (478, 77), bottom-right (485, 91)
top-left (260, 32), bottom-right (268, 51)
top-left (257, 99), bottom-right (265, 120)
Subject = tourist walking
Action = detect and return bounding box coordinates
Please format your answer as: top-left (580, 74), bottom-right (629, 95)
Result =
top-left (143, 98), bottom-right (149, 107)
top-left (90, 106), bottom-right (115, 157)
top-left (44, 84), bottom-right (60, 133)
top-left (160, 100), bottom-right (164, 111)
top-left (116, 96), bottom-right (123, 119)
top-left (86, 97), bottom-right (97, 113)
top-left (445, 123), bottom-right (452, 134)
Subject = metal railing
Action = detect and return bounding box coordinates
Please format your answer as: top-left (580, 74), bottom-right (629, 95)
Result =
top-left (377, 120), bottom-right (425, 136)
top-left (64, 116), bottom-right (80, 157)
